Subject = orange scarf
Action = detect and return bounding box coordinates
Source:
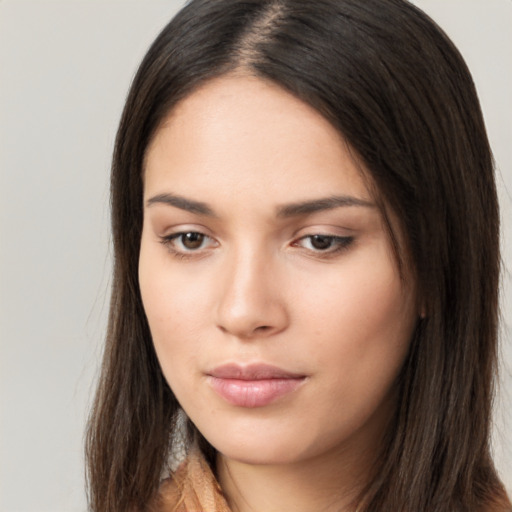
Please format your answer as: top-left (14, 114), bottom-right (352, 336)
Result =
top-left (149, 444), bottom-right (231, 512)
top-left (148, 447), bottom-right (512, 512)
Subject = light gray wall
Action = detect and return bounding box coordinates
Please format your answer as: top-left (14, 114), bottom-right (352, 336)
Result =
top-left (0, 1), bottom-right (510, 510)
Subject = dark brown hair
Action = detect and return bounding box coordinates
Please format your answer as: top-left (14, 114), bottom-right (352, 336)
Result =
top-left (85, 1), bottom-right (510, 510)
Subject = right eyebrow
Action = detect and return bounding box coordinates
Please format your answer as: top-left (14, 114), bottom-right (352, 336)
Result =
top-left (145, 193), bottom-right (217, 217)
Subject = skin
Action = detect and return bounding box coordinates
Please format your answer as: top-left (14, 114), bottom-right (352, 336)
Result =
top-left (139, 75), bottom-right (419, 512)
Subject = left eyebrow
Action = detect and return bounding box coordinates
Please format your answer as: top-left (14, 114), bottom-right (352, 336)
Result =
top-left (276, 195), bottom-right (376, 217)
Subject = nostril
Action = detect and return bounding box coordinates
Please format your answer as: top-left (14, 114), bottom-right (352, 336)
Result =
top-left (254, 325), bottom-right (271, 332)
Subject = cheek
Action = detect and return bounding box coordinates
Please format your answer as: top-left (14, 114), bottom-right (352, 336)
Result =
top-left (298, 247), bottom-right (412, 347)
top-left (138, 238), bottom-right (206, 378)
top-left (140, 283), bottom-right (207, 406)
top-left (294, 245), bottom-right (415, 402)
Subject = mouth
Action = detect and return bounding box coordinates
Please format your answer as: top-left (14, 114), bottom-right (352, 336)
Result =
top-left (206, 363), bottom-right (307, 408)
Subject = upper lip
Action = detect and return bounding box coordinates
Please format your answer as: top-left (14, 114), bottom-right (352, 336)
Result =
top-left (207, 363), bottom-right (305, 380)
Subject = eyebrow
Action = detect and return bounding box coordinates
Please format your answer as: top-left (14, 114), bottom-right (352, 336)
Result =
top-left (276, 195), bottom-right (376, 217)
top-left (146, 193), bottom-right (216, 216)
top-left (145, 192), bottom-right (375, 217)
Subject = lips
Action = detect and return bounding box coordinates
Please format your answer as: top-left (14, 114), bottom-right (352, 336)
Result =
top-left (206, 363), bottom-right (306, 408)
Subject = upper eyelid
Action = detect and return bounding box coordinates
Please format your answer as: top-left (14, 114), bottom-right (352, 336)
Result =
top-left (291, 221), bottom-right (356, 235)
top-left (160, 224), bottom-right (215, 238)
top-left (294, 234), bottom-right (354, 245)
top-left (160, 228), bottom-right (353, 240)
top-left (164, 231), bottom-right (216, 244)
top-left (297, 233), bottom-right (352, 240)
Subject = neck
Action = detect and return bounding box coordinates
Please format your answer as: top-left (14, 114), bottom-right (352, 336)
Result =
top-left (216, 432), bottom-right (382, 512)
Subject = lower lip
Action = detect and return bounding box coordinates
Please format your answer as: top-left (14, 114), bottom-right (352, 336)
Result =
top-left (207, 376), bottom-right (305, 408)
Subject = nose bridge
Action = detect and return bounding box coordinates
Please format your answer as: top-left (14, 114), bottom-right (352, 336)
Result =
top-left (215, 240), bottom-right (287, 338)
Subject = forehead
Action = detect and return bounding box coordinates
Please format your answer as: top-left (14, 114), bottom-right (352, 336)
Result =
top-left (143, 74), bottom-right (373, 207)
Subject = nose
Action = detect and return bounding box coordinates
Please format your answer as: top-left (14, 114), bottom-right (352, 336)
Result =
top-left (214, 248), bottom-right (289, 340)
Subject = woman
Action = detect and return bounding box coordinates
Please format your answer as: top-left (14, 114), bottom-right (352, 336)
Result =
top-left (86, 0), bottom-right (512, 510)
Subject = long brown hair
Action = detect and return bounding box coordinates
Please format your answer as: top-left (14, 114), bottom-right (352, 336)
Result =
top-left (85, 0), bottom-right (511, 510)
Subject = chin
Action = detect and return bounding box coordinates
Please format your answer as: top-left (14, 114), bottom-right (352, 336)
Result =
top-left (217, 444), bottom-right (302, 466)
top-left (200, 422), bottom-right (323, 467)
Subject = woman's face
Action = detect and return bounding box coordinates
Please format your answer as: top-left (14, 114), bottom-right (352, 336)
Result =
top-left (139, 75), bottom-right (418, 467)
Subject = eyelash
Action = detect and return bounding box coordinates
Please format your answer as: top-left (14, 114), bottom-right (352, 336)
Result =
top-left (159, 232), bottom-right (355, 260)
top-left (159, 232), bottom-right (216, 260)
top-left (293, 234), bottom-right (354, 256)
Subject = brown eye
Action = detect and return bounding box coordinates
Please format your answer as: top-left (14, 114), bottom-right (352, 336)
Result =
top-left (180, 232), bottom-right (205, 250)
top-left (160, 230), bottom-right (218, 258)
top-left (294, 234), bottom-right (354, 255)
top-left (309, 235), bottom-right (334, 250)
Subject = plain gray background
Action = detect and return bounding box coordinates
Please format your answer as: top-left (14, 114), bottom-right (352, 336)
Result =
top-left (0, 1), bottom-right (510, 510)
